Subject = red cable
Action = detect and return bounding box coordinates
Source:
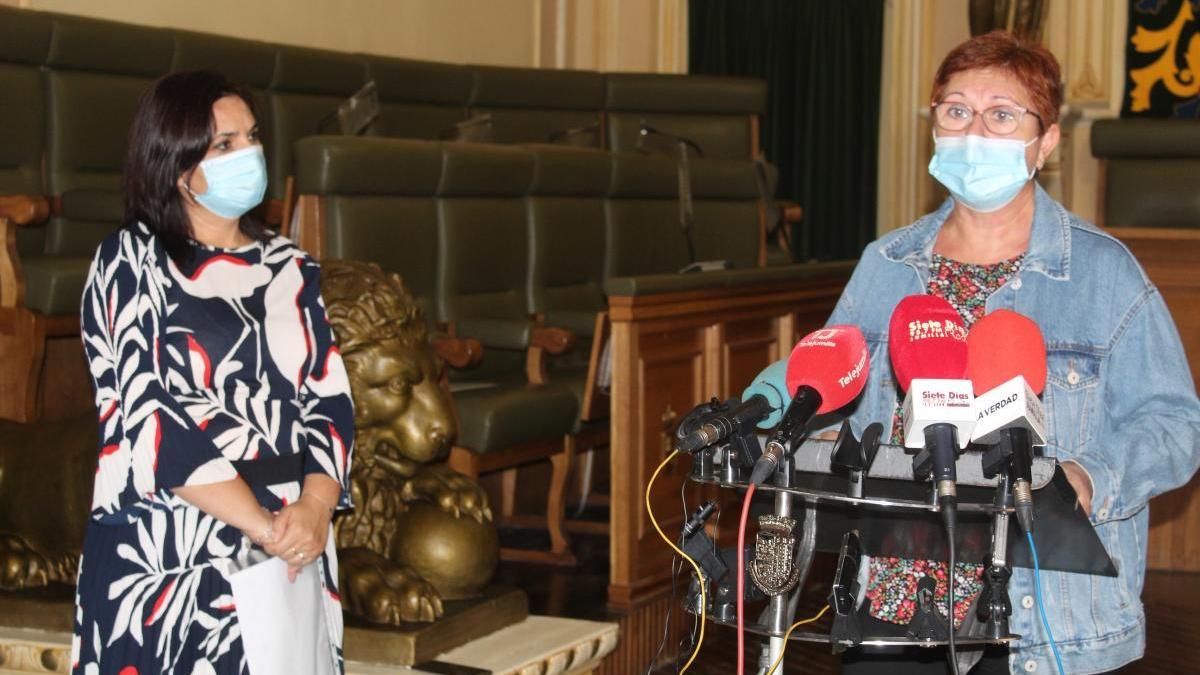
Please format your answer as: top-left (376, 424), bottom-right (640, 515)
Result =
top-left (736, 483), bottom-right (757, 675)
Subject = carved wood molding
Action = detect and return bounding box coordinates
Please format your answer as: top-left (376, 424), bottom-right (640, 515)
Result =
top-left (1063, 0), bottom-right (1119, 104)
top-left (0, 630), bottom-right (71, 674)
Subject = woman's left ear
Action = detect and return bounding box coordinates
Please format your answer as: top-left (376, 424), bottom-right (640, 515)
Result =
top-left (178, 171), bottom-right (195, 201)
top-left (1036, 123), bottom-right (1061, 170)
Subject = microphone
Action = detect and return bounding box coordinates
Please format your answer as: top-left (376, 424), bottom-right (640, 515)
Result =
top-left (739, 358), bottom-right (790, 430)
top-left (967, 309), bottom-right (1048, 534)
top-left (889, 295), bottom-right (974, 531)
top-left (749, 326), bottom-right (869, 485)
top-left (674, 359), bottom-right (792, 454)
top-left (674, 393), bottom-right (775, 454)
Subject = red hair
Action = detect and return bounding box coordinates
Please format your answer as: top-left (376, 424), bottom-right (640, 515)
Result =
top-left (931, 31), bottom-right (1063, 127)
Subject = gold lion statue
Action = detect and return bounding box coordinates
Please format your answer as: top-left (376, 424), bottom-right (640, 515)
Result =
top-left (0, 260), bottom-right (497, 630)
top-left (320, 260), bottom-right (498, 625)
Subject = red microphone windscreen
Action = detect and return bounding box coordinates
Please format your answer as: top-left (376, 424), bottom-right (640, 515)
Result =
top-left (967, 309), bottom-right (1047, 395)
top-left (888, 294), bottom-right (969, 391)
top-left (784, 325), bottom-right (869, 414)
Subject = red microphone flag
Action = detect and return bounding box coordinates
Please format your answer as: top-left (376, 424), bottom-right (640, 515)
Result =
top-left (887, 294), bottom-right (969, 391)
top-left (966, 309), bottom-right (1047, 396)
top-left (784, 325), bottom-right (869, 415)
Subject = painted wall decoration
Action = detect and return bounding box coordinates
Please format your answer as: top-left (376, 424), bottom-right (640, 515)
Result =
top-left (1123, 0), bottom-right (1200, 117)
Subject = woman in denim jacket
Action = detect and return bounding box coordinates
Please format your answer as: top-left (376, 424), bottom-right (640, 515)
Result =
top-left (833, 32), bottom-right (1200, 674)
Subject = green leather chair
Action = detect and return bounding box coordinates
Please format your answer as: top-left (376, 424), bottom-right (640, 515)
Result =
top-left (364, 55), bottom-right (472, 140)
top-left (0, 6), bottom-right (48, 207)
top-left (268, 45), bottom-right (369, 207)
top-left (605, 151), bottom-right (771, 276)
top-left (36, 13), bottom-right (175, 317)
top-left (293, 135), bottom-right (443, 324)
top-left (436, 142), bottom-right (581, 564)
top-left (291, 135), bottom-right (484, 368)
top-left (691, 158), bottom-right (771, 269)
top-left (605, 151), bottom-right (692, 277)
top-left (525, 144), bottom-right (610, 417)
top-left (524, 144), bottom-right (613, 531)
top-left (1091, 119), bottom-right (1200, 229)
top-left (604, 73), bottom-right (767, 160)
top-left (468, 66), bottom-right (605, 146)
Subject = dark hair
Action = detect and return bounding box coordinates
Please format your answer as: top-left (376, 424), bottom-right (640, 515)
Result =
top-left (123, 70), bottom-right (271, 266)
top-left (932, 31), bottom-right (1063, 128)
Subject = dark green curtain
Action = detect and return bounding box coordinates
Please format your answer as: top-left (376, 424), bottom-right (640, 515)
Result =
top-left (689, 0), bottom-right (885, 262)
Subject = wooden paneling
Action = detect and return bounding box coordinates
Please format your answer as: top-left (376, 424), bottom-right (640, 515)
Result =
top-left (723, 317), bottom-right (785, 397)
top-left (39, 336), bottom-right (91, 422)
top-left (0, 308), bottom-right (46, 423)
top-left (606, 273), bottom-right (848, 610)
top-left (595, 591), bottom-right (688, 675)
top-left (1110, 228), bottom-right (1200, 572)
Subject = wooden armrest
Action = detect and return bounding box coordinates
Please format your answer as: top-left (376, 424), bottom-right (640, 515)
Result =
top-left (0, 196), bottom-right (50, 226)
top-left (524, 325), bottom-right (576, 385)
top-left (778, 199), bottom-right (803, 223)
top-left (531, 326), bottom-right (576, 355)
top-left (432, 335), bottom-right (484, 369)
top-left (0, 196), bottom-right (47, 309)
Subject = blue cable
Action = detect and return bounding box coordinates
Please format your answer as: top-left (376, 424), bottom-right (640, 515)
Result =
top-left (1026, 531), bottom-right (1066, 675)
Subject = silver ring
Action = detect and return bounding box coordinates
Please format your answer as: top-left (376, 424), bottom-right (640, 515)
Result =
top-left (297, 551), bottom-right (306, 561)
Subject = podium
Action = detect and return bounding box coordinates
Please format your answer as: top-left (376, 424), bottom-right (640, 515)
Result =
top-left (675, 427), bottom-right (1115, 665)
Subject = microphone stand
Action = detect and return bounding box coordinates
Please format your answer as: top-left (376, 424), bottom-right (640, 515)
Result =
top-left (977, 472), bottom-right (1015, 641)
top-left (911, 422), bottom-right (962, 674)
top-left (761, 456), bottom-right (795, 674)
top-left (752, 455), bottom-right (820, 675)
top-left (977, 427), bottom-right (1033, 643)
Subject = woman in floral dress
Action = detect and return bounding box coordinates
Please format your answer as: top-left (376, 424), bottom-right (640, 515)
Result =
top-left (73, 71), bottom-right (354, 674)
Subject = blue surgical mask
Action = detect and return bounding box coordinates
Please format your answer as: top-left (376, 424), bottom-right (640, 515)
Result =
top-left (928, 134), bottom-right (1037, 213)
top-left (188, 145), bottom-right (268, 219)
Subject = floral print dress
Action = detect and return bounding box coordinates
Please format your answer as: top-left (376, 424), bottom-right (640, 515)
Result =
top-left (865, 252), bottom-right (1023, 629)
top-left (72, 223), bottom-right (355, 674)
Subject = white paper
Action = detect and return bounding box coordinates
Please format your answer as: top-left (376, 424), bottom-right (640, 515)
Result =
top-left (227, 548), bottom-right (335, 675)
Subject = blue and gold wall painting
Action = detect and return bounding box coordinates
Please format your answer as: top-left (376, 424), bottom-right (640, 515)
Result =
top-left (1124, 0), bottom-right (1200, 117)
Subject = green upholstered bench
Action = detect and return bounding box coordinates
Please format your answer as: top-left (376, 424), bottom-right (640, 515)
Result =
top-left (364, 54), bottom-right (473, 140)
top-left (467, 66), bottom-right (605, 146)
top-left (1091, 118), bottom-right (1200, 229)
top-left (604, 73), bottom-right (767, 160)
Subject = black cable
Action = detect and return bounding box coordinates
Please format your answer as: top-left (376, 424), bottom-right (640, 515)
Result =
top-left (646, 555), bottom-right (680, 675)
top-left (710, 506), bottom-right (722, 560)
top-left (947, 536), bottom-right (960, 675)
top-left (645, 481), bottom-right (692, 675)
top-left (678, 607), bottom-right (700, 673)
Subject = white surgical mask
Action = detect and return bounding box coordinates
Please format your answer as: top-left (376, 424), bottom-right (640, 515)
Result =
top-left (928, 134), bottom-right (1037, 213)
top-left (187, 145), bottom-right (268, 219)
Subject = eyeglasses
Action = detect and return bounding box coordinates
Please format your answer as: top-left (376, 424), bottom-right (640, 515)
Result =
top-left (931, 100), bottom-right (1043, 136)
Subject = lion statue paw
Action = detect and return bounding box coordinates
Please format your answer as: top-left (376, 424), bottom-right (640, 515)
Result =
top-left (340, 547), bottom-right (445, 624)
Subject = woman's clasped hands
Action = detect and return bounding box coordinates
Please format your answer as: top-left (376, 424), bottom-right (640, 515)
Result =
top-left (248, 492), bottom-right (336, 583)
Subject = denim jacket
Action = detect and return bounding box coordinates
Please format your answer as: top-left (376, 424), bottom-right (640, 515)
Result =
top-left (827, 185), bottom-right (1200, 674)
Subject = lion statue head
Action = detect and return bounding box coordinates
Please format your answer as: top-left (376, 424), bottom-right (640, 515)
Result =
top-left (320, 260), bottom-right (455, 474)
